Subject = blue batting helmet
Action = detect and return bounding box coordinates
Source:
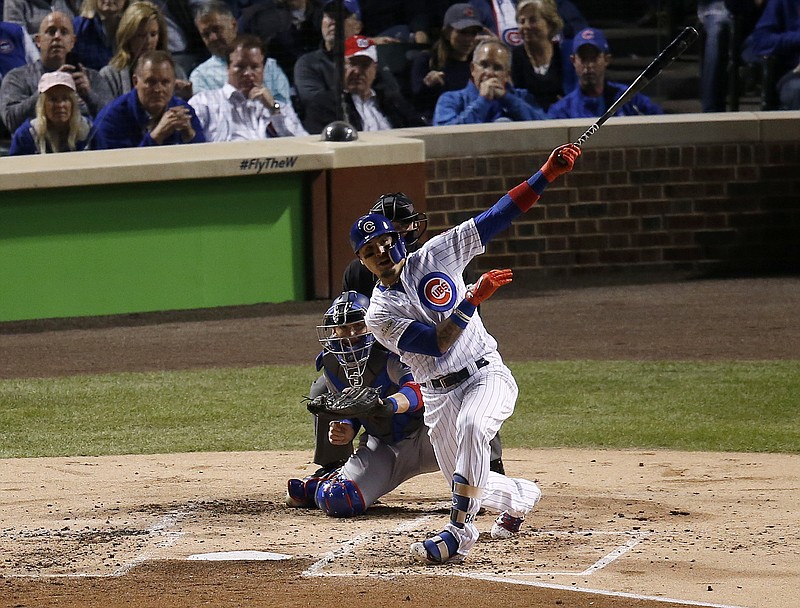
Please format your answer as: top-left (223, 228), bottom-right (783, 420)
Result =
top-left (349, 213), bottom-right (407, 263)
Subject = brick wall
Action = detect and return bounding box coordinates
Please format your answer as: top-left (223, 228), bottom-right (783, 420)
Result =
top-left (424, 141), bottom-right (800, 282)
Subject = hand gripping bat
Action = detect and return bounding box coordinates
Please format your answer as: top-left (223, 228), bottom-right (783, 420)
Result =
top-left (572, 26), bottom-right (699, 148)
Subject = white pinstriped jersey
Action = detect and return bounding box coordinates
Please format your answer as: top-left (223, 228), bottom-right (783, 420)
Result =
top-left (365, 218), bottom-right (498, 383)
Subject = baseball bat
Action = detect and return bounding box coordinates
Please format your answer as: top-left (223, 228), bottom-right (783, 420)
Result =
top-left (572, 26), bottom-right (699, 148)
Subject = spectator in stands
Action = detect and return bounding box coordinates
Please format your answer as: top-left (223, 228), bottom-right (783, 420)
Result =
top-left (433, 39), bottom-right (546, 125)
top-left (100, 1), bottom-right (191, 100)
top-left (293, 0), bottom-right (364, 109)
top-left (409, 3), bottom-right (486, 123)
top-left (8, 70), bottom-right (90, 153)
top-left (189, 34), bottom-right (307, 141)
top-left (547, 27), bottom-right (663, 119)
top-left (510, 0), bottom-right (574, 111)
top-left (71, 0), bottom-right (130, 71)
top-left (302, 34), bottom-right (424, 133)
top-left (149, 0), bottom-right (208, 76)
top-left (358, 0), bottom-right (433, 44)
top-left (237, 0), bottom-right (323, 79)
top-left (697, 0), bottom-right (734, 112)
top-left (191, 2), bottom-right (290, 106)
top-left (90, 49), bottom-right (205, 147)
top-left (745, 0), bottom-right (800, 109)
top-left (0, 11), bottom-right (112, 134)
top-left (469, 0), bottom-right (586, 46)
top-left (1, 20), bottom-right (40, 80)
top-left (704, 1), bottom-right (764, 112)
top-left (3, 0), bottom-right (81, 35)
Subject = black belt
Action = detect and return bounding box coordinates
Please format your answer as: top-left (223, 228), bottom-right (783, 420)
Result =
top-left (425, 358), bottom-right (489, 390)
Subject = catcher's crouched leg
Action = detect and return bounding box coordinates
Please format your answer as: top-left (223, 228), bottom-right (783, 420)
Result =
top-left (286, 477), bottom-right (323, 508)
top-left (286, 467), bottom-right (340, 508)
top-left (315, 476), bottom-right (366, 517)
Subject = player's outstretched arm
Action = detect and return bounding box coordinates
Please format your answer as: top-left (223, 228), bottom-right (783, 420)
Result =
top-left (474, 143), bottom-right (580, 245)
top-left (398, 269), bottom-right (513, 357)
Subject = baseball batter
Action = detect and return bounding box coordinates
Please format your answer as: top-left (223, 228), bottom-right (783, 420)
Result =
top-left (348, 143), bottom-right (581, 563)
top-left (286, 291), bottom-right (439, 516)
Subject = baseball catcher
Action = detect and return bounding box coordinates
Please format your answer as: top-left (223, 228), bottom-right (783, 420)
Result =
top-left (286, 291), bottom-right (439, 517)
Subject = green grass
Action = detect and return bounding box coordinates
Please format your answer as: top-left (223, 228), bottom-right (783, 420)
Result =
top-left (1, 361), bottom-right (798, 458)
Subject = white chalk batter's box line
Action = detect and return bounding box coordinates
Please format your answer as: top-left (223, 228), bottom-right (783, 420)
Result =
top-left (4, 514), bottom-right (749, 608)
top-left (305, 518), bottom-right (747, 608)
top-left (3, 511), bottom-right (187, 579)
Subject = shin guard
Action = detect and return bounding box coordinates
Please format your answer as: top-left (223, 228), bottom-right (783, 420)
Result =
top-left (450, 473), bottom-right (481, 528)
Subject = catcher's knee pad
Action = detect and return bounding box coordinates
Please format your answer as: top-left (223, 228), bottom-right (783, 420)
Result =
top-left (315, 477), bottom-right (366, 517)
top-left (450, 473), bottom-right (481, 528)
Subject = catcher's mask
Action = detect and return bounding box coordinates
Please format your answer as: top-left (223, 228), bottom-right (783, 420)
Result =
top-left (349, 213), bottom-right (406, 263)
top-left (370, 192), bottom-right (428, 246)
top-left (317, 291), bottom-right (375, 386)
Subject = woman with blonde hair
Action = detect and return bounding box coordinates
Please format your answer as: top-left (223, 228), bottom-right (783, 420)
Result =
top-left (99, 0), bottom-right (190, 99)
top-left (71, 0), bottom-right (130, 71)
top-left (8, 72), bottom-right (91, 155)
top-left (510, 0), bottom-right (574, 111)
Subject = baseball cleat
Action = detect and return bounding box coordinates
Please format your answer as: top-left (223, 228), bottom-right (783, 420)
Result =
top-left (490, 512), bottom-right (524, 539)
top-left (410, 531), bottom-right (463, 565)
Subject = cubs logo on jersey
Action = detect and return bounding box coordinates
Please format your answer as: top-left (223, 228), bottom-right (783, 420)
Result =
top-left (501, 27), bottom-right (522, 47)
top-left (417, 272), bottom-right (457, 312)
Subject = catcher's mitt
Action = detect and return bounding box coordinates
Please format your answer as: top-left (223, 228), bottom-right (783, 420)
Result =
top-left (304, 386), bottom-right (393, 418)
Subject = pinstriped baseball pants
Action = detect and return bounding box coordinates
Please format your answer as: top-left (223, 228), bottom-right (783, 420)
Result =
top-left (421, 351), bottom-right (541, 554)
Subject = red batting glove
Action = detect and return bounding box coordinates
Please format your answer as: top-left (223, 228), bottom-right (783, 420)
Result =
top-left (540, 143), bottom-right (581, 182)
top-left (465, 268), bottom-right (513, 306)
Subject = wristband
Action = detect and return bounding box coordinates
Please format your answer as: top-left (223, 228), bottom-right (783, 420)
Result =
top-left (385, 396), bottom-right (399, 413)
top-left (450, 298), bottom-right (477, 329)
top-left (399, 382), bottom-right (422, 412)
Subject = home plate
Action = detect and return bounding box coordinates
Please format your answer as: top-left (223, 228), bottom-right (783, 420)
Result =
top-left (187, 550), bottom-right (292, 561)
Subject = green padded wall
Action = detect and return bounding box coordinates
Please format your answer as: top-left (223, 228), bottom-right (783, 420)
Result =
top-left (0, 174), bottom-right (307, 322)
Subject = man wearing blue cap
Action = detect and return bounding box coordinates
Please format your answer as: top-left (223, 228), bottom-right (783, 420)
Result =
top-left (547, 27), bottom-right (663, 119)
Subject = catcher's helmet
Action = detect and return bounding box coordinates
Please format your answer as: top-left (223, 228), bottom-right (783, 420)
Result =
top-left (349, 213), bottom-right (407, 263)
top-left (317, 291), bottom-right (375, 387)
top-left (370, 192), bottom-right (428, 245)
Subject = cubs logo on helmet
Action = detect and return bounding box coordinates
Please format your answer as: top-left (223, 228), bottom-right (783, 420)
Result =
top-left (349, 213), bottom-right (407, 263)
top-left (417, 272), bottom-right (457, 312)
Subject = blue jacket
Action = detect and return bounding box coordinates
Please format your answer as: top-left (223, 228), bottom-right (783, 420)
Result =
top-left (71, 15), bottom-right (113, 72)
top-left (433, 80), bottom-right (547, 126)
top-left (0, 21), bottom-right (28, 79)
top-left (745, 0), bottom-right (800, 74)
top-left (8, 117), bottom-right (91, 155)
top-left (90, 89), bottom-right (206, 149)
top-left (547, 81), bottom-right (663, 119)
